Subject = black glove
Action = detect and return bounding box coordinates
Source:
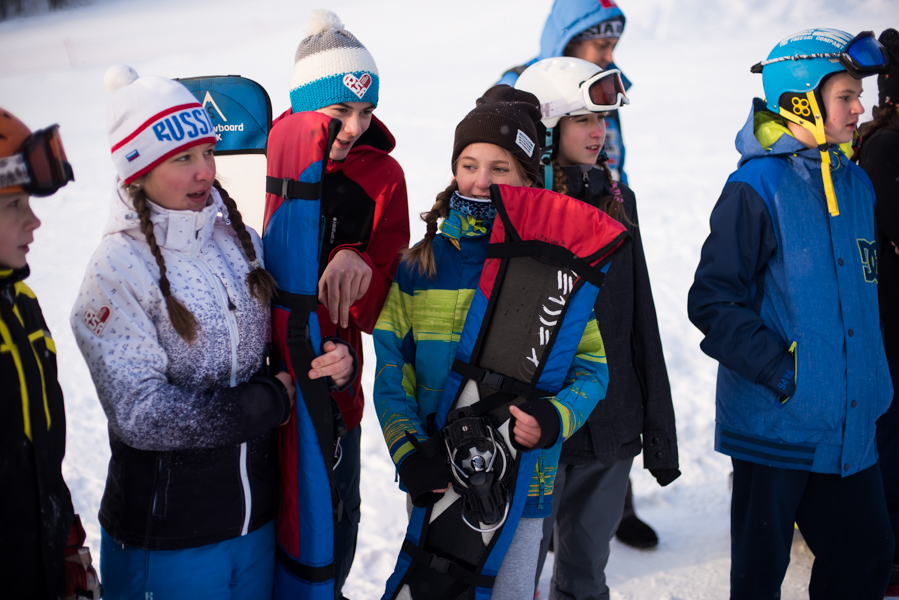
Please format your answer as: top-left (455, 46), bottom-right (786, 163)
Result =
top-left (398, 451), bottom-right (452, 508)
top-left (508, 398), bottom-right (561, 452)
top-left (758, 349), bottom-right (796, 401)
top-left (649, 468), bottom-right (681, 487)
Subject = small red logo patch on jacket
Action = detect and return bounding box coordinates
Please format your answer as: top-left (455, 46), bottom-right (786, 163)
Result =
top-left (598, 0), bottom-right (617, 7)
top-left (82, 305), bottom-right (112, 336)
top-left (343, 73), bottom-right (372, 99)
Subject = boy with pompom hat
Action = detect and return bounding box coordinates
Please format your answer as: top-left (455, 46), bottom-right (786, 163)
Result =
top-left (271, 9), bottom-right (409, 598)
top-left (0, 107), bottom-right (101, 599)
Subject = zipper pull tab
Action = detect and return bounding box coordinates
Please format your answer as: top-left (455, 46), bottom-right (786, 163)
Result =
top-left (582, 169), bottom-right (589, 190)
top-left (227, 296), bottom-right (236, 311)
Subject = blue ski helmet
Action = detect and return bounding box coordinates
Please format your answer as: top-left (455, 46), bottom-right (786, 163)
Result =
top-left (753, 28), bottom-right (888, 114)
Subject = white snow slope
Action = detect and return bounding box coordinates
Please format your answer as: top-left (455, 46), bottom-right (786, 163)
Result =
top-left (1, 1), bottom-right (895, 598)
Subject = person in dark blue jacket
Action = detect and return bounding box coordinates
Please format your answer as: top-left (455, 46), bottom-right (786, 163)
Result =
top-left (497, 0), bottom-right (631, 185)
top-left (688, 29), bottom-right (894, 599)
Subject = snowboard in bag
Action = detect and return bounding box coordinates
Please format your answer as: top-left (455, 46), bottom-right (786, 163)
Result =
top-left (263, 111), bottom-right (344, 600)
top-left (384, 183), bottom-right (630, 600)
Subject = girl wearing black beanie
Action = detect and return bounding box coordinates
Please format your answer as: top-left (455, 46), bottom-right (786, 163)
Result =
top-left (373, 85), bottom-right (612, 599)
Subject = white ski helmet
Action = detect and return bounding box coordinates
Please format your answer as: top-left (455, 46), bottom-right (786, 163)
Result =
top-left (515, 56), bottom-right (629, 129)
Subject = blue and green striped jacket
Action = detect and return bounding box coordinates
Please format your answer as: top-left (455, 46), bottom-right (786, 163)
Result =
top-left (373, 209), bottom-right (608, 517)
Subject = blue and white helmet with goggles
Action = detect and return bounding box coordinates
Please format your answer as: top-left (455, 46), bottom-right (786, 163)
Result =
top-left (752, 28), bottom-right (888, 115)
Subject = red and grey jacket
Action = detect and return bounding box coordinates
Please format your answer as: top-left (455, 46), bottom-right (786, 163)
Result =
top-left (271, 110), bottom-right (409, 430)
top-left (1, 265), bottom-right (75, 598)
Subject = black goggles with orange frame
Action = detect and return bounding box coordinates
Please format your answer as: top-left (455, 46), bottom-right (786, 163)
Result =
top-left (0, 125), bottom-right (74, 197)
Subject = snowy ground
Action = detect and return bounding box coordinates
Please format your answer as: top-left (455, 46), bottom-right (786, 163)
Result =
top-left (1, 0), bottom-right (895, 598)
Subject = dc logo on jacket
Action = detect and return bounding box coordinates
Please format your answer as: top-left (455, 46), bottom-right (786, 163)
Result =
top-left (857, 239), bottom-right (878, 283)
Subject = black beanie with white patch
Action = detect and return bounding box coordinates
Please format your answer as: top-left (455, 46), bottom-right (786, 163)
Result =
top-left (452, 85), bottom-right (543, 184)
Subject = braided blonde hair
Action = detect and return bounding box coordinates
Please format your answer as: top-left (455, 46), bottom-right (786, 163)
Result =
top-left (127, 179), bottom-right (277, 343)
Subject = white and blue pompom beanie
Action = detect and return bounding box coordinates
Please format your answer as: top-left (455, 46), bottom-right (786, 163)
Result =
top-left (289, 10), bottom-right (379, 113)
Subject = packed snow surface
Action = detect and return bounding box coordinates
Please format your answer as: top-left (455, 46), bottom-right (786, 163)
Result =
top-left (1, 0), bottom-right (894, 597)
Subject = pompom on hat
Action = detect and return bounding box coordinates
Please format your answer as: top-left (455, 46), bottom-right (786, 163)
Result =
top-left (105, 65), bottom-right (215, 185)
top-left (452, 85), bottom-right (543, 184)
top-left (289, 9), bottom-right (379, 113)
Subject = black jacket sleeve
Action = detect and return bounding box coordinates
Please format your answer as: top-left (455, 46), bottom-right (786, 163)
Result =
top-left (687, 181), bottom-right (789, 388)
top-left (398, 450), bottom-right (452, 508)
top-left (628, 202), bottom-right (680, 474)
top-left (509, 398), bottom-right (561, 452)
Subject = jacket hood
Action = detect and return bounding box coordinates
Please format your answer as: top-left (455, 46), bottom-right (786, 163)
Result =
top-left (736, 98), bottom-right (818, 168)
top-left (103, 181), bottom-right (229, 252)
top-left (736, 98), bottom-right (856, 168)
top-left (348, 113), bottom-right (396, 156)
top-left (539, 0), bottom-right (626, 60)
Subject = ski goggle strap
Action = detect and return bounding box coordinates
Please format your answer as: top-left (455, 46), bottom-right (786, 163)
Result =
top-left (0, 125), bottom-right (74, 197)
top-left (777, 91), bottom-right (840, 217)
top-left (582, 69), bottom-right (629, 112)
top-left (751, 31), bottom-right (889, 79)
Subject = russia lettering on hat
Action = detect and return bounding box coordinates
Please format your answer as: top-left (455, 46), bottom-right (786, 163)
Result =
top-left (105, 65), bottom-right (217, 185)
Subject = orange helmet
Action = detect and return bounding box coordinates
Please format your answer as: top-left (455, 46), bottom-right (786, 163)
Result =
top-left (0, 107), bottom-right (74, 197)
top-left (0, 108), bottom-right (33, 195)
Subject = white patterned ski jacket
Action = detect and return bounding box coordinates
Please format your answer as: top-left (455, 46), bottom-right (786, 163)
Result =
top-left (71, 184), bottom-right (290, 550)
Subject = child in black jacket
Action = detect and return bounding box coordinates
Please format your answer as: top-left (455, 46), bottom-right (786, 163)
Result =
top-left (0, 108), bottom-right (100, 598)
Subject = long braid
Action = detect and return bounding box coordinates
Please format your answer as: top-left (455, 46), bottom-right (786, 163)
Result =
top-left (402, 179), bottom-right (457, 279)
top-left (130, 185), bottom-right (199, 343)
top-left (213, 180), bottom-right (277, 306)
top-left (551, 160), bottom-right (569, 195)
top-left (596, 159), bottom-right (635, 227)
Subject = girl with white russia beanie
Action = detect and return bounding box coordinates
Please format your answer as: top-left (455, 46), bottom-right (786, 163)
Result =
top-left (71, 65), bottom-right (355, 599)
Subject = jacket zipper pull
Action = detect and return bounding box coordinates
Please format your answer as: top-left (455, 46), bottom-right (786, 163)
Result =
top-left (582, 170), bottom-right (590, 190)
top-left (227, 296), bottom-right (236, 311)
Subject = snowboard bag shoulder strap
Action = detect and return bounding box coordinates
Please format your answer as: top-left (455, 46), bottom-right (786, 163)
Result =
top-left (384, 184), bottom-right (630, 600)
top-left (263, 111), bottom-right (345, 600)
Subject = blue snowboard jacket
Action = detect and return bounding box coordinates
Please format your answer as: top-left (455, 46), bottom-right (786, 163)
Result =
top-left (687, 99), bottom-right (892, 477)
top-left (496, 0), bottom-right (631, 183)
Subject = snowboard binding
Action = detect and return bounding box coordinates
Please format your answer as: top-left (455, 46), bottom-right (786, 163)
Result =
top-left (442, 409), bottom-right (512, 533)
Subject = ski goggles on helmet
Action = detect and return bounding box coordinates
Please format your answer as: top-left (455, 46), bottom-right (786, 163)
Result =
top-left (581, 68), bottom-right (630, 112)
top-left (542, 68), bottom-right (629, 119)
top-left (751, 31), bottom-right (889, 79)
top-left (0, 125), bottom-right (74, 197)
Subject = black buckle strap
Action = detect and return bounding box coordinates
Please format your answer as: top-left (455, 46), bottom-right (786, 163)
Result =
top-left (485, 240), bottom-right (608, 288)
top-left (266, 176), bottom-right (322, 200)
top-left (276, 545), bottom-right (335, 584)
top-left (452, 359), bottom-right (551, 402)
top-left (401, 539), bottom-right (496, 589)
top-left (274, 289), bottom-right (319, 313)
